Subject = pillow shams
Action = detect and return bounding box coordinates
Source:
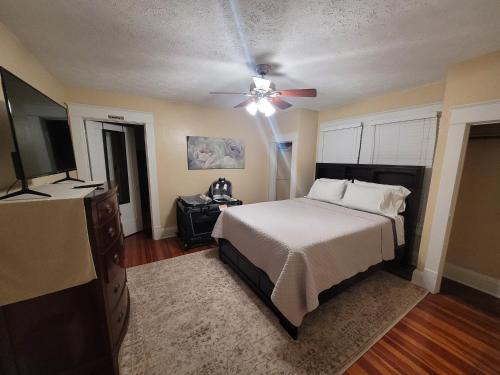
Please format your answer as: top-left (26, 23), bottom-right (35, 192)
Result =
top-left (340, 183), bottom-right (401, 218)
top-left (353, 179), bottom-right (410, 213)
top-left (307, 178), bottom-right (347, 203)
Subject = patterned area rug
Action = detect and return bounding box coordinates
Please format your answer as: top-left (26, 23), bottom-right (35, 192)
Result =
top-left (119, 249), bottom-right (426, 374)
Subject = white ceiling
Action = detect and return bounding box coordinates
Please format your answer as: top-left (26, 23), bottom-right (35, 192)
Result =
top-left (1, 0), bottom-right (500, 110)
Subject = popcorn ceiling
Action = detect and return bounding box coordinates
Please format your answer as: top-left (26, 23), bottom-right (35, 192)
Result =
top-left (1, 0), bottom-right (500, 110)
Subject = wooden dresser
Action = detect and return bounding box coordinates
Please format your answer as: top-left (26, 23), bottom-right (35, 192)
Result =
top-left (0, 183), bottom-right (129, 375)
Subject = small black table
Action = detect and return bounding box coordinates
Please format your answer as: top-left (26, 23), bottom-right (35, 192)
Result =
top-left (176, 198), bottom-right (242, 249)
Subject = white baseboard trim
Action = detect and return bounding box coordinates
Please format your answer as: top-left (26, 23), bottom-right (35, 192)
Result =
top-left (152, 226), bottom-right (177, 240)
top-left (411, 267), bottom-right (439, 293)
top-left (444, 263), bottom-right (500, 298)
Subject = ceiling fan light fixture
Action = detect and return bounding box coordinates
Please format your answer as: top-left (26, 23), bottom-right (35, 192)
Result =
top-left (210, 64), bottom-right (316, 114)
top-left (257, 98), bottom-right (275, 116)
top-left (264, 106), bottom-right (276, 117)
top-left (253, 76), bottom-right (271, 91)
top-left (245, 100), bottom-right (258, 116)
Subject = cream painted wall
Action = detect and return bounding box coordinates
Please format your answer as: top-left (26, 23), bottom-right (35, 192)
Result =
top-left (66, 87), bottom-right (271, 229)
top-left (269, 109), bottom-right (319, 197)
top-left (446, 137), bottom-right (500, 279)
top-left (0, 23), bottom-right (67, 190)
top-left (318, 82), bottom-right (445, 124)
top-left (0, 24), bottom-right (65, 104)
top-left (418, 50), bottom-right (500, 270)
top-left (296, 109), bottom-right (320, 196)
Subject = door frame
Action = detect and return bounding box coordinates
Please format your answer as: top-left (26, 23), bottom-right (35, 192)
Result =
top-left (412, 100), bottom-right (500, 293)
top-left (87, 121), bottom-right (143, 236)
top-left (67, 103), bottom-right (162, 240)
top-left (268, 132), bottom-right (297, 200)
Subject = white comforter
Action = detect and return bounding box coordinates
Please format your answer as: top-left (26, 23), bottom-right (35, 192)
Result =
top-left (212, 198), bottom-right (395, 326)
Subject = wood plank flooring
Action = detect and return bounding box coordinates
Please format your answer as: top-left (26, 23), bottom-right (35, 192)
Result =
top-left (121, 231), bottom-right (215, 268)
top-left (346, 287), bottom-right (500, 374)
top-left (123, 232), bottom-right (500, 374)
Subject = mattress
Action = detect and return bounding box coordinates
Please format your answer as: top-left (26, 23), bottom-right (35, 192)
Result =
top-left (212, 197), bottom-right (396, 326)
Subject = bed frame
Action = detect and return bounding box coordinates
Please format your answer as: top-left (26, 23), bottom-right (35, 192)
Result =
top-left (219, 163), bottom-right (425, 339)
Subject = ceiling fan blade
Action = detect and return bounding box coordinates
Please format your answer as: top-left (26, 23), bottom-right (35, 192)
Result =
top-left (271, 98), bottom-right (293, 110)
top-left (234, 98), bottom-right (254, 108)
top-left (278, 89), bottom-right (317, 97)
top-left (209, 91), bottom-right (248, 95)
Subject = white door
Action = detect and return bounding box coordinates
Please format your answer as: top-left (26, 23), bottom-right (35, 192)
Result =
top-left (269, 141), bottom-right (294, 200)
top-left (275, 143), bottom-right (292, 200)
top-left (84, 120), bottom-right (143, 236)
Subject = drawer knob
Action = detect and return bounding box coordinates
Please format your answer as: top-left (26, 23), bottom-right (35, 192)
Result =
top-left (105, 203), bottom-right (113, 214)
top-left (113, 283), bottom-right (121, 293)
top-left (113, 253), bottom-right (119, 263)
top-left (108, 226), bottom-right (115, 238)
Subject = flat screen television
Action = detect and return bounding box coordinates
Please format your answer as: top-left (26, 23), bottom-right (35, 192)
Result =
top-left (0, 67), bottom-right (82, 199)
top-left (1, 67), bottom-right (76, 178)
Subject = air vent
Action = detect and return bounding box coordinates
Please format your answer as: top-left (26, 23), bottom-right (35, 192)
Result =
top-left (108, 115), bottom-right (124, 121)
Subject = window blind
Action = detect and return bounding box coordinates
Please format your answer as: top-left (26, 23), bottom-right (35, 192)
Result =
top-left (320, 126), bottom-right (362, 163)
top-left (371, 117), bottom-right (437, 167)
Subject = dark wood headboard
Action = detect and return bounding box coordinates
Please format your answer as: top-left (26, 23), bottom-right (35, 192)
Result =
top-left (315, 163), bottom-right (425, 267)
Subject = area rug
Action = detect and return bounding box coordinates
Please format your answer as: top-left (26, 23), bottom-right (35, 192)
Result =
top-left (119, 249), bottom-right (427, 375)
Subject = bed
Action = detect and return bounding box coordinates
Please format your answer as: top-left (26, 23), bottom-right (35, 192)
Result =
top-left (212, 163), bottom-right (425, 339)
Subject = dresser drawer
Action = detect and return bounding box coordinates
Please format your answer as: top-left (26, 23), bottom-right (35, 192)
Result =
top-left (96, 195), bottom-right (119, 225)
top-left (110, 287), bottom-right (129, 347)
top-left (96, 213), bottom-right (122, 253)
top-left (104, 247), bottom-right (126, 311)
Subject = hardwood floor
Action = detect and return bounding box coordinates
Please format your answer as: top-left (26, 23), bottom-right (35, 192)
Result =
top-left (121, 231), bottom-right (215, 268)
top-left (346, 279), bottom-right (500, 375)
top-left (123, 232), bottom-right (500, 374)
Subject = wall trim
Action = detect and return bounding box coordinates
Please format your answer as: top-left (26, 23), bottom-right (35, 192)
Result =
top-left (411, 267), bottom-right (439, 293)
top-left (421, 99), bottom-right (500, 293)
top-left (319, 102), bottom-right (442, 132)
top-left (444, 263), bottom-right (500, 298)
top-left (153, 226), bottom-right (177, 240)
top-left (450, 99), bottom-right (500, 125)
top-left (68, 103), bottom-right (162, 240)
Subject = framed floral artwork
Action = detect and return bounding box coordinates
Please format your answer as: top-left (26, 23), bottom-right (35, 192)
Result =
top-left (187, 136), bottom-right (245, 170)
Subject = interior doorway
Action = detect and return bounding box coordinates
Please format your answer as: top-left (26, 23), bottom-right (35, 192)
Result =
top-left (84, 120), bottom-right (151, 237)
top-left (68, 104), bottom-right (161, 239)
top-left (412, 100), bottom-right (500, 293)
top-left (442, 123), bottom-right (500, 298)
top-left (275, 142), bottom-right (293, 200)
top-left (269, 137), bottom-right (296, 201)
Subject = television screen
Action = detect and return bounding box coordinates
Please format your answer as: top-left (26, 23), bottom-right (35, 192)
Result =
top-left (0, 67), bottom-right (76, 179)
top-left (0, 99), bottom-right (16, 189)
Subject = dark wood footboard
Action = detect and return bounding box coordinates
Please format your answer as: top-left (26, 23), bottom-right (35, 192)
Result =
top-left (219, 238), bottom-right (382, 340)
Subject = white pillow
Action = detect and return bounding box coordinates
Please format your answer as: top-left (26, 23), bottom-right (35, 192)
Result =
top-left (353, 180), bottom-right (411, 213)
top-left (307, 178), bottom-right (347, 203)
top-left (340, 183), bottom-right (400, 218)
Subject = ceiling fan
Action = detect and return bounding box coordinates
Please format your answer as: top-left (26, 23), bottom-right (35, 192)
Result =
top-left (209, 64), bottom-right (317, 117)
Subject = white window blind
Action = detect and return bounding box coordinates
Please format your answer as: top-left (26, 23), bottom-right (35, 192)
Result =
top-left (321, 126), bottom-right (362, 163)
top-left (371, 117), bottom-right (437, 167)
